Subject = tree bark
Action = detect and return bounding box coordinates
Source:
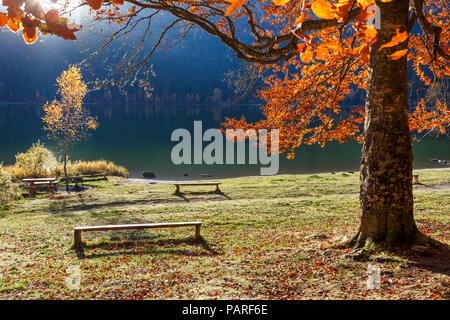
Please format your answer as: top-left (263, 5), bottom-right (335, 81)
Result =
top-left (352, 0), bottom-right (418, 247)
top-left (64, 136), bottom-right (69, 193)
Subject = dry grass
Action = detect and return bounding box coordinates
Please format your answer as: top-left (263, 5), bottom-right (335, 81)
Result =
top-left (55, 160), bottom-right (129, 177)
top-left (7, 166), bottom-right (53, 181)
top-left (0, 164), bottom-right (21, 204)
top-left (8, 160), bottom-right (128, 181)
top-left (0, 170), bottom-right (448, 300)
top-left (8, 142), bottom-right (128, 180)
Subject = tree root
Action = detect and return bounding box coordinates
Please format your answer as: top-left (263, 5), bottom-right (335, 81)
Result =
top-left (342, 228), bottom-right (448, 255)
top-left (413, 231), bottom-right (448, 250)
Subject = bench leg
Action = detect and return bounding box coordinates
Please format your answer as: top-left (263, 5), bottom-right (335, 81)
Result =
top-left (74, 230), bottom-right (82, 249)
top-left (175, 185), bottom-right (180, 194)
top-left (195, 225), bottom-right (201, 239)
top-left (215, 185), bottom-right (221, 193)
top-left (29, 186), bottom-right (36, 197)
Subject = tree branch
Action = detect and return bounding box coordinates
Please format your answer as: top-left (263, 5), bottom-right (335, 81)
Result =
top-left (413, 0), bottom-right (450, 60)
top-left (293, 7), bottom-right (361, 35)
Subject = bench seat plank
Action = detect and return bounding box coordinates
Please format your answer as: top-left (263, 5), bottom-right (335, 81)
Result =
top-left (32, 181), bottom-right (58, 185)
top-left (75, 221), bottom-right (201, 231)
top-left (174, 182), bottom-right (221, 186)
top-left (69, 173), bottom-right (107, 186)
top-left (174, 181), bottom-right (222, 193)
top-left (70, 173), bottom-right (107, 179)
top-left (23, 178), bottom-right (57, 182)
top-left (74, 173), bottom-right (106, 178)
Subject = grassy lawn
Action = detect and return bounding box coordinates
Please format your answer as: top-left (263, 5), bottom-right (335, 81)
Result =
top-left (0, 170), bottom-right (449, 300)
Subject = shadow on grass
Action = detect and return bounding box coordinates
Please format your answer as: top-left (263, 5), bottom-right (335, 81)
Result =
top-left (413, 182), bottom-right (450, 190)
top-left (49, 197), bottom-right (180, 214)
top-left (75, 236), bottom-right (221, 260)
top-left (174, 190), bottom-right (231, 201)
top-left (414, 183), bottom-right (437, 189)
top-left (358, 234), bottom-right (450, 278)
top-left (394, 238), bottom-right (450, 278)
top-left (49, 192), bottom-right (230, 214)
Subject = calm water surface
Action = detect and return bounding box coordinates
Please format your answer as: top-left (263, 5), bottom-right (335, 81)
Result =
top-left (0, 104), bottom-right (449, 179)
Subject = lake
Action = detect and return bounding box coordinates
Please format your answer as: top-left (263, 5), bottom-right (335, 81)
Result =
top-left (0, 103), bottom-right (449, 179)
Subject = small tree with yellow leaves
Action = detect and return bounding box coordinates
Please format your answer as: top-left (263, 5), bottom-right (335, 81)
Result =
top-left (42, 66), bottom-right (98, 192)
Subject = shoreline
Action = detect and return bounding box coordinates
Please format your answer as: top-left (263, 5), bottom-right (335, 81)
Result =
top-left (126, 166), bottom-right (450, 184)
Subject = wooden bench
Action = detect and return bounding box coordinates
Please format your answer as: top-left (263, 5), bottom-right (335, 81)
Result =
top-left (174, 182), bottom-right (222, 193)
top-left (69, 173), bottom-right (107, 186)
top-left (22, 178), bottom-right (58, 196)
top-left (74, 221), bottom-right (202, 249)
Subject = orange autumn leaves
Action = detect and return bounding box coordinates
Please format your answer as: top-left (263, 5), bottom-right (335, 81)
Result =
top-left (0, 12), bottom-right (8, 27)
top-left (225, 0), bottom-right (387, 21)
top-left (223, 52), bottom-right (367, 154)
top-left (225, 0), bottom-right (246, 16)
top-left (224, 0), bottom-right (292, 14)
top-left (220, 0), bottom-right (445, 157)
top-left (312, 0), bottom-right (338, 20)
top-left (299, 43), bottom-right (314, 63)
top-left (311, 0), bottom-right (390, 21)
top-left (273, 0), bottom-right (291, 5)
top-left (223, 0), bottom-right (444, 157)
top-left (310, 0), bottom-right (410, 62)
top-left (380, 29), bottom-right (408, 49)
top-left (390, 49), bottom-right (408, 60)
top-left (297, 37), bottom-right (372, 64)
top-left (379, 28), bottom-right (409, 60)
top-left (0, 0), bottom-right (126, 44)
top-left (225, 0), bottom-right (406, 64)
top-left (87, 0), bottom-right (104, 10)
top-left (0, 0), bottom-right (81, 44)
top-left (87, 0), bottom-right (125, 11)
top-left (298, 40), bottom-right (341, 63)
top-left (22, 15), bottom-right (39, 43)
top-left (302, 0), bottom-right (410, 64)
top-left (304, 0), bottom-right (380, 64)
top-left (409, 100), bottom-right (450, 135)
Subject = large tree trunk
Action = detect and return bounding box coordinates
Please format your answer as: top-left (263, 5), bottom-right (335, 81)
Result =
top-left (352, 0), bottom-right (418, 247)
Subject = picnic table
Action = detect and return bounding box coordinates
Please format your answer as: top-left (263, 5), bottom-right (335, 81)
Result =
top-left (22, 178), bottom-right (58, 196)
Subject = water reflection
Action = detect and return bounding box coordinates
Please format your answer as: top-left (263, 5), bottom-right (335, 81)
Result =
top-left (0, 103), bottom-right (448, 179)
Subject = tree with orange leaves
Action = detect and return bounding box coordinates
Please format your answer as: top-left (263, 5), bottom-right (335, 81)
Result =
top-left (1, 0), bottom-right (449, 248)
